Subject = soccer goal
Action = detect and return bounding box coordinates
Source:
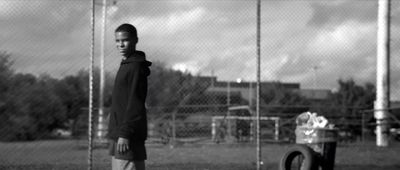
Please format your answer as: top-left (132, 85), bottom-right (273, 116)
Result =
top-left (211, 116), bottom-right (280, 143)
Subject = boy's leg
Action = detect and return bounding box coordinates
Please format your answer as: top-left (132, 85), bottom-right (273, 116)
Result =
top-left (134, 160), bottom-right (145, 170)
top-left (111, 156), bottom-right (134, 170)
top-left (111, 156), bottom-right (145, 170)
top-left (109, 139), bottom-right (146, 170)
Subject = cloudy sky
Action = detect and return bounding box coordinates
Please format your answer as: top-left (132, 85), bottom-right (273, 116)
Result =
top-left (1, 0), bottom-right (400, 100)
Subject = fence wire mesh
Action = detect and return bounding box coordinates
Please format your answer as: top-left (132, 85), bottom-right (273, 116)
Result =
top-left (1, 0), bottom-right (400, 169)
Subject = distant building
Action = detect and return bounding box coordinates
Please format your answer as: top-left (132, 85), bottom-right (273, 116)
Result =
top-left (295, 89), bottom-right (332, 101)
top-left (203, 76), bottom-right (331, 105)
top-left (392, 101), bottom-right (400, 108)
top-left (391, 101), bottom-right (400, 117)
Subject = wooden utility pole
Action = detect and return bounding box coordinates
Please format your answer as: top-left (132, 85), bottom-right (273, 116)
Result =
top-left (375, 0), bottom-right (391, 147)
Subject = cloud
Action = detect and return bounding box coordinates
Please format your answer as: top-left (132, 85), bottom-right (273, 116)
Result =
top-left (3, 0), bottom-right (400, 100)
top-left (172, 62), bottom-right (199, 73)
top-left (308, 0), bottom-right (377, 26)
top-left (0, 1), bottom-right (48, 19)
top-left (307, 20), bottom-right (376, 56)
top-left (274, 20), bottom-right (377, 88)
top-left (122, 7), bottom-right (206, 35)
top-left (1, 1), bottom-right (92, 77)
top-left (101, 7), bottom-right (209, 69)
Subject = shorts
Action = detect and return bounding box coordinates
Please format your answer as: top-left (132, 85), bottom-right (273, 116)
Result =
top-left (109, 139), bottom-right (147, 161)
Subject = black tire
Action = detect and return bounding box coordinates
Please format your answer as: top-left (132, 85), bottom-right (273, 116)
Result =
top-left (280, 144), bottom-right (318, 170)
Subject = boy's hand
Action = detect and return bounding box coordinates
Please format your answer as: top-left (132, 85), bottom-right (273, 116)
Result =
top-left (117, 137), bottom-right (129, 153)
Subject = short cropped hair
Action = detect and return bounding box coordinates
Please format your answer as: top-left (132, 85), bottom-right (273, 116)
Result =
top-left (115, 23), bottom-right (138, 38)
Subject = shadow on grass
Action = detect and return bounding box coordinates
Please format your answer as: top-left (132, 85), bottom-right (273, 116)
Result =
top-left (335, 164), bottom-right (400, 170)
top-left (1, 164), bottom-right (400, 170)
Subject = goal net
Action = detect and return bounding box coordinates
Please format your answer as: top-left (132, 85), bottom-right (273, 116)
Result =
top-left (211, 116), bottom-right (280, 143)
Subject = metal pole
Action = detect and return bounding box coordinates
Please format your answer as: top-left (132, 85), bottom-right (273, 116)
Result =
top-left (249, 81), bottom-right (252, 107)
top-left (275, 119), bottom-right (279, 141)
top-left (88, 0), bottom-right (95, 169)
top-left (227, 81), bottom-right (232, 140)
top-left (375, 0), bottom-right (391, 147)
top-left (171, 111), bottom-right (176, 148)
top-left (312, 66), bottom-right (319, 89)
top-left (97, 0), bottom-right (107, 141)
top-left (362, 112), bottom-right (365, 144)
top-left (211, 117), bottom-right (216, 141)
top-left (256, 0), bottom-right (262, 169)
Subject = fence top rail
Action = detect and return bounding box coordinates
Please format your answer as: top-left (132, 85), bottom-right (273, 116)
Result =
top-left (212, 116), bottom-right (280, 121)
top-left (362, 107), bottom-right (400, 113)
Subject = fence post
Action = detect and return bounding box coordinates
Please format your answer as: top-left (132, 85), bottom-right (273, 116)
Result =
top-left (88, 0), bottom-right (95, 169)
top-left (275, 118), bottom-right (279, 141)
top-left (171, 111), bottom-right (176, 148)
top-left (256, 0), bottom-right (262, 169)
top-left (361, 112), bottom-right (364, 143)
top-left (211, 117), bottom-right (216, 141)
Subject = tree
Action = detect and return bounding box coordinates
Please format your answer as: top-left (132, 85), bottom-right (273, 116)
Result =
top-left (55, 71), bottom-right (88, 120)
top-left (0, 52), bottom-right (13, 106)
top-left (319, 79), bottom-right (376, 138)
top-left (52, 69), bottom-right (91, 136)
top-left (0, 73), bottom-right (67, 141)
top-left (0, 52), bottom-right (71, 141)
top-left (142, 61), bottom-right (222, 118)
top-left (260, 82), bottom-right (310, 114)
top-left (329, 79), bottom-right (375, 117)
top-left (0, 52), bottom-right (15, 140)
top-left (147, 62), bottom-right (208, 109)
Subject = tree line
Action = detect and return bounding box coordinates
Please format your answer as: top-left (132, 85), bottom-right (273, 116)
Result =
top-left (0, 52), bottom-right (375, 141)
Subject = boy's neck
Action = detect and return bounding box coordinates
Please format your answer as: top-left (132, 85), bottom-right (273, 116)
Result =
top-left (122, 50), bottom-right (137, 60)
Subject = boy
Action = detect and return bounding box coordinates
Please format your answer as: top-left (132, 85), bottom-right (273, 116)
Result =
top-left (107, 23), bottom-right (151, 170)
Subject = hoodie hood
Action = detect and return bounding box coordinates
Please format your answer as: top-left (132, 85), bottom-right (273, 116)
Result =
top-left (121, 51), bottom-right (151, 76)
top-left (122, 51), bottom-right (146, 63)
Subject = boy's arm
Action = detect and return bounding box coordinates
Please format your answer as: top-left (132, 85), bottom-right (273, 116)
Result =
top-left (118, 63), bottom-right (145, 139)
top-left (117, 137), bottom-right (129, 153)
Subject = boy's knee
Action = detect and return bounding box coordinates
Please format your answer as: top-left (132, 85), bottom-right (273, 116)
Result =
top-left (134, 160), bottom-right (145, 170)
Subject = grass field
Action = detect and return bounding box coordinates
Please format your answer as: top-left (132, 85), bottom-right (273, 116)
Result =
top-left (0, 139), bottom-right (400, 170)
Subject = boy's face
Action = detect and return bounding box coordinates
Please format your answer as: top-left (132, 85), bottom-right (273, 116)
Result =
top-left (115, 31), bottom-right (137, 57)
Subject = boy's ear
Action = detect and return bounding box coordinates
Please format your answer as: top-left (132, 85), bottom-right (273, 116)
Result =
top-left (135, 37), bottom-right (139, 44)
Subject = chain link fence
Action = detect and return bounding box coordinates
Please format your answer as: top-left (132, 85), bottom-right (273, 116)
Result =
top-left (1, 0), bottom-right (400, 169)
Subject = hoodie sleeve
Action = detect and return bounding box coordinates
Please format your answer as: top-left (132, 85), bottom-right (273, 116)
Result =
top-left (118, 62), bottom-right (146, 139)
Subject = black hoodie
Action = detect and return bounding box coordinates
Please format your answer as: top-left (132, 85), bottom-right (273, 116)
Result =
top-left (108, 51), bottom-right (151, 141)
